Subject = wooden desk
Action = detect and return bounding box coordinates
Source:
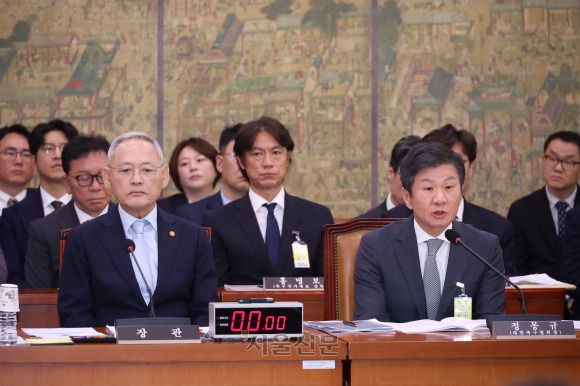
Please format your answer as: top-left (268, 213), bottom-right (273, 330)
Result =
top-left (340, 330), bottom-right (580, 385)
top-left (0, 328), bottom-right (346, 385)
top-left (506, 287), bottom-right (566, 318)
top-left (219, 287), bottom-right (325, 321)
top-left (18, 288), bottom-right (59, 328)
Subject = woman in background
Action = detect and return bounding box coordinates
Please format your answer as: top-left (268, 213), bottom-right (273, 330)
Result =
top-left (157, 138), bottom-right (220, 214)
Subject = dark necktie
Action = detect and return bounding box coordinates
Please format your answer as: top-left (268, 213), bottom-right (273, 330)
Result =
top-left (51, 200), bottom-right (63, 210)
top-left (423, 238), bottom-right (444, 320)
top-left (264, 203), bottom-right (280, 272)
top-left (556, 201), bottom-right (569, 243)
top-left (7, 197), bottom-right (18, 207)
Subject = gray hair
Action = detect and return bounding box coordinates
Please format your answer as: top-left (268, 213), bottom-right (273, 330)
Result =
top-left (108, 132), bottom-right (164, 165)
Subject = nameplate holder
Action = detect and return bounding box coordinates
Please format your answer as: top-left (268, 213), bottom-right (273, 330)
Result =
top-left (263, 276), bottom-right (324, 290)
top-left (492, 320), bottom-right (575, 340)
top-left (116, 324), bottom-right (200, 344)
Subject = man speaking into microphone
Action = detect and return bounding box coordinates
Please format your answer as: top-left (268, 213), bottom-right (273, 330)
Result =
top-left (58, 132), bottom-right (217, 327)
top-left (353, 142), bottom-right (505, 322)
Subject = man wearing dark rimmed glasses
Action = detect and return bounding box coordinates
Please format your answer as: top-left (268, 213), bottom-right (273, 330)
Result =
top-left (0, 119), bottom-right (78, 286)
top-left (25, 135), bottom-right (113, 288)
top-left (508, 131), bottom-right (580, 281)
top-left (0, 124), bottom-right (35, 216)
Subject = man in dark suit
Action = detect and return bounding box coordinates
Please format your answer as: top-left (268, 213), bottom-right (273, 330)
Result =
top-left (203, 117), bottom-right (334, 286)
top-left (25, 135), bottom-right (113, 288)
top-left (561, 206), bottom-right (580, 320)
top-left (508, 131), bottom-right (580, 280)
top-left (58, 132), bottom-right (217, 327)
top-left (0, 120), bottom-right (78, 286)
top-left (357, 135), bottom-right (420, 218)
top-left (354, 142), bottom-right (505, 322)
top-left (0, 247), bottom-right (6, 284)
top-left (176, 123), bottom-right (249, 224)
top-left (0, 124), bottom-right (35, 216)
top-left (359, 124), bottom-right (516, 276)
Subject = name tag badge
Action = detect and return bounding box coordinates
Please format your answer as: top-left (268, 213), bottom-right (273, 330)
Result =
top-left (292, 230), bottom-right (310, 268)
top-left (454, 282), bottom-right (472, 319)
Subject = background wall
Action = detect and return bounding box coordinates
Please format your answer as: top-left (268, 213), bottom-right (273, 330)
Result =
top-left (0, 0), bottom-right (578, 218)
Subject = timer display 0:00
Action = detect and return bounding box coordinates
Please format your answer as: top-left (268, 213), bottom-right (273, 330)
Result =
top-left (230, 310), bottom-right (286, 332)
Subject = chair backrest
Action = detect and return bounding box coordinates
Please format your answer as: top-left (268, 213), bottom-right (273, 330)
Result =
top-left (323, 218), bottom-right (404, 320)
top-left (59, 228), bottom-right (72, 275)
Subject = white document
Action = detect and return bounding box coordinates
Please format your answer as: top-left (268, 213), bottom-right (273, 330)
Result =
top-left (223, 284), bottom-right (263, 291)
top-left (22, 327), bottom-right (103, 338)
top-left (380, 317), bottom-right (489, 333)
top-left (509, 273), bottom-right (576, 289)
top-left (304, 319), bottom-right (395, 333)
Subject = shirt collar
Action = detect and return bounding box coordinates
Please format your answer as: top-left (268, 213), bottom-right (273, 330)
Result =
top-left (413, 217), bottom-right (453, 245)
top-left (456, 197), bottom-right (465, 222)
top-left (39, 186), bottom-right (72, 210)
top-left (119, 205), bottom-right (158, 236)
top-left (545, 185), bottom-right (576, 210)
top-left (0, 189), bottom-right (27, 206)
top-left (74, 203), bottom-right (109, 224)
top-left (386, 193), bottom-right (395, 210)
top-left (248, 187), bottom-right (285, 213)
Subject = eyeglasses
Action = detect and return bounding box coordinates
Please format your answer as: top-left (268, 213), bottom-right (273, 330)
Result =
top-left (0, 148), bottom-right (32, 161)
top-left (109, 165), bottom-right (162, 179)
top-left (543, 155), bottom-right (580, 170)
top-left (40, 143), bottom-right (66, 155)
top-left (71, 172), bottom-right (104, 187)
top-left (223, 152), bottom-right (237, 159)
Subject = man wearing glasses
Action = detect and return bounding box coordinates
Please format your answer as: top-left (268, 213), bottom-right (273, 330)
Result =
top-left (0, 119), bottom-right (78, 286)
top-left (58, 132), bottom-right (217, 327)
top-left (0, 124), bottom-right (35, 216)
top-left (25, 135), bottom-right (113, 288)
top-left (176, 123), bottom-right (250, 224)
top-left (508, 131), bottom-right (580, 280)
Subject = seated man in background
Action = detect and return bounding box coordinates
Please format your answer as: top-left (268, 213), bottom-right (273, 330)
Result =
top-left (0, 124), bottom-right (35, 216)
top-left (25, 135), bottom-right (113, 288)
top-left (354, 142), bottom-right (505, 322)
top-left (0, 247), bottom-right (6, 284)
top-left (357, 134), bottom-right (420, 218)
top-left (560, 205), bottom-right (580, 320)
top-left (508, 131), bottom-right (580, 280)
top-left (0, 119), bottom-right (79, 286)
top-left (177, 123), bottom-right (249, 224)
top-left (203, 116), bottom-right (334, 285)
top-left (58, 132), bottom-right (217, 327)
top-left (379, 124), bottom-right (516, 276)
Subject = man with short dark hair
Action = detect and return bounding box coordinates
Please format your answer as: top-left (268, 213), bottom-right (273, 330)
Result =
top-left (176, 123), bottom-right (249, 224)
top-left (58, 132), bottom-right (217, 327)
top-left (203, 116), bottom-right (334, 285)
top-left (0, 124), bottom-right (35, 215)
top-left (25, 135), bottom-right (113, 288)
top-left (354, 142), bottom-right (505, 322)
top-left (0, 119), bottom-right (79, 286)
top-left (381, 124), bottom-right (516, 276)
top-left (357, 135), bottom-right (420, 218)
top-left (508, 131), bottom-right (580, 279)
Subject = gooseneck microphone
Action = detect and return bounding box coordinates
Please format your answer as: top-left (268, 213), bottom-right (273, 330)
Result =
top-left (123, 239), bottom-right (156, 317)
top-left (444, 229), bottom-right (527, 314)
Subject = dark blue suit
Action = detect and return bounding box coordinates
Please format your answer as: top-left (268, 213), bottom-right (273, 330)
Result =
top-left (203, 193), bottom-right (334, 285)
top-left (360, 200), bottom-right (517, 276)
top-left (58, 205), bottom-right (218, 327)
top-left (156, 193), bottom-right (188, 215)
top-left (561, 206), bottom-right (580, 319)
top-left (176, 191), bottom-right (223, 225)
top-left (353, 217), bottom-right (505, 322)
top-left (0, 188), bottom-right (43, 286)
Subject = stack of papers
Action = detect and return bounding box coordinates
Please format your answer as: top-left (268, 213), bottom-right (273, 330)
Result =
top-left (22, 327), bottom-right (106, 338)
top-left (304, 319), bottom-right (395, 333)
top-left (509, 274), bottom-right (576, 289)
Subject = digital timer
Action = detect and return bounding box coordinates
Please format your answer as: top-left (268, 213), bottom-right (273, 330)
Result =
top-left (209, 302), bottom-right (303, 339)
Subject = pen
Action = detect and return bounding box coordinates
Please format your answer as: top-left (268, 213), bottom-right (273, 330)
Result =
top-left (343, 320), bottom-right (358, 327)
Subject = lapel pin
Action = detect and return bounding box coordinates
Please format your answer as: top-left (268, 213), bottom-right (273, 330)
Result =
top-left (169, 231), bottom-right (175, 237)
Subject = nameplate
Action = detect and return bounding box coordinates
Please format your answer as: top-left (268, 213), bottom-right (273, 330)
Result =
top-left (116, 325), bottom-right (200, 344)
top-left (492, 320), bottom-right (575, 340)
top-left (263, 277), bottom-right (324, 290)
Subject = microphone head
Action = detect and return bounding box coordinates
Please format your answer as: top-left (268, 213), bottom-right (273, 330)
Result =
top-left (123, 238), bottom-right (136, 253)
top-left (445, 229), bottom-right (462, 244)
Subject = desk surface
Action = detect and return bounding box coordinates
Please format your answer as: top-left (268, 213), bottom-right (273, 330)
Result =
top-left (0, 328), bottom-right (346, 385)
top-left (339, 330), bottom-right (580, 385)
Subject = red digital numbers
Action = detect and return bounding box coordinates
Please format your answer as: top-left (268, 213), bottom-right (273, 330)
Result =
top-left (229, 310), bottom-right (287, 332)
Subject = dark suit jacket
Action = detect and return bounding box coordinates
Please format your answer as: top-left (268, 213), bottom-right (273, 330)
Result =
top-left (0, 188), bottom-right (43, 287)
top-left (356, 199), bottom-right (389, 218)
top-left (176, 191), bottom-right (223, 225)
top-left (156, 193), bottom-right (188, 215)
top-left (0, 247), bottom-right (6, 284)
top-left (353, 217), bottom-right (505, 322)
top-left (58, 205), bottom-right (218, 327)
top-left (364, 200), bottom-right (517, 276)
top-left (508, 186), bottom-right (580, 280)
top-left (561, 206), bottom-right (580, 319)
top-left (203, 192), bottom-right (334, 286)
